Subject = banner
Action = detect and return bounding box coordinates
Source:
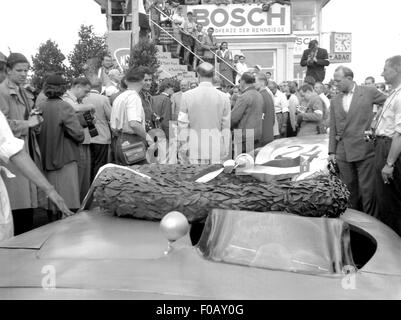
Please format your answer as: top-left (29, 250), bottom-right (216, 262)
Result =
top-left (106, 31), bottom-right (131, 71)
top-left (294, 35), bottom-right (319, 57)
top-left (189, 3), bottom-right (291, 36)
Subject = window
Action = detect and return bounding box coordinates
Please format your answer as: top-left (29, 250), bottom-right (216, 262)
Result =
top-left (292, 0), bottom-right (318, 33)
top-left (198, 209), bottom-right (357, 275)
top-left (241, 49), bottom-right (276, 79)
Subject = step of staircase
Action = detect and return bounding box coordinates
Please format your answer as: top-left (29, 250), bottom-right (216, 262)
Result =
top-left (161, 64), bottom-right (188, 73)
top-left (160, 59), bottom-right (180, 66)
top-left (156, 52), bottom-right (172, 59)
top-left (181, 73), bottom-right (197, 81)
top-left (183, 71), bottom-right (196, 78)
top-left (156, 43), bottom-right (197, 81)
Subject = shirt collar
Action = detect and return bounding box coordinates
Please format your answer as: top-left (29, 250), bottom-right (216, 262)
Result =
top-left (199, 82), bottom-right (213, 87)
top-left (273, 90), bottom-right (283, 97)
top-left (347, 83), bottom-right (356, 95)
top-left (90, 89), bottom-right (100, 94)
top-left (5, 78), bottom-right (20, 95)
top-left (392, 83), bottom-right (401, 93)
top-left (242, 86), bottom-right (256, 93)
top-left (161, 92), bottom-right (170, 97)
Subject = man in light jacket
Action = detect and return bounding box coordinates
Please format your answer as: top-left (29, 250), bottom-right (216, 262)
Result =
top-left (178, 62), bottom-right (231, 164)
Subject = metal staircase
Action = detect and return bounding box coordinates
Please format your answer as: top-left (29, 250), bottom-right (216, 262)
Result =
top-left (150, 6), bottom-right (236, 86)
top-left (156, 45), bottom-right (197, 81)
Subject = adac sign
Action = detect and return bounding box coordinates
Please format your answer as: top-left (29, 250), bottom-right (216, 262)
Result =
top-left (329, 53), bottom-right (352, 63)
top-left (106, 31), bottom-right (131, 71)
top-left (189, 3), bottom-right (291, 36)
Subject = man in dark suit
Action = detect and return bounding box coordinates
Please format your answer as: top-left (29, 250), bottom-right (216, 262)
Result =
top-left (300, 40), bottom-right (330, 83)
top-left (255, 72), bottom-right (275, 145)
top-left (328, 66), bottom-right (387, 217)
top-left (231, 72), bottom-right (264, 155)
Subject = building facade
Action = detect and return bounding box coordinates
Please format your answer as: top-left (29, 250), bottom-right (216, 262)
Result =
top-left (95, 0), bottom-right (331, 83)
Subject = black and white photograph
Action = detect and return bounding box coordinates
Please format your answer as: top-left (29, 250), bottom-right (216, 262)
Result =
top-left (0, 0), bottom-right (401, 305)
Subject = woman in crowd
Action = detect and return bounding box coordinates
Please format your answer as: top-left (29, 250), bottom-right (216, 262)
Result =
top-left (150, 0), bottom-right (164, 43)
top-left (230, 85), bottom-right (240, 109)
top-left (0, 109), bottom-right (73, 241)
top-left (232, 54), bottom-right (239, 84)
top-left (37, 74), bottom-right (85, 219)
top-left (279, 81), bottom-right (290, 99)
top-left (216, 42), bottom-right (234, 88)
top-left (171, 6), bottom-right (185, 59)
top-left (193, 24), bottom-right (205, 69)
top-left (157, 0), bottom-right (175, 51)
top-left (189, 79), bottom-right (198, 89)
top-left (235, 55), bottom-right (249, 85)
top-left (181, 11), bottom-right (197, 67)
top-left (0, 53), bottom-right (43, 235)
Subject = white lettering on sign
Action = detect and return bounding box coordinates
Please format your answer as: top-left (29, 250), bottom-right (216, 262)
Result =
top-left (114, 48), bottom-right (130, 71)
top-left (294, 35), bottom-right (319, 57)
top-left (329, 53), bottom-right (352, 63)
top-left (189, 4), bottom-right (291, 36)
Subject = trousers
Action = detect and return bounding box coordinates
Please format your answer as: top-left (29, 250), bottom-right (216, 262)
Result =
top-left (90, 144), bottom-right (109, 182)
top-left (337, 156), bottom-right (376, 217)
top-left (374, 137), bottom-right (401, 237)
top-left (78, 144), bottom-right (91, 203)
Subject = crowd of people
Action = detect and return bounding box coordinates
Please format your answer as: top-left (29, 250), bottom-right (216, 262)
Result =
top-left (1, 43), bottom-right (401, 240)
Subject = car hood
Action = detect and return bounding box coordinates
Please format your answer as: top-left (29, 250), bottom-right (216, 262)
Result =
top-left (0, 209), bottom-right (400, 300)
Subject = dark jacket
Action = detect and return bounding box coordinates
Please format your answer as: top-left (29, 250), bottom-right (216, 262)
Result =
top-left (37, 98), bottom-right (85, 171)
top-left (259, 87), bottom-right (275, 145)
top-left (300, 47), bottom-right (330, 82)
top-left (231, 86), bottom-right (263, 142)
top-left (151, 93), bottom-right (172, 139)
top-left (139, 89), bottom-right (155, 131)
top-left (329, 85), bottom-right (387, 162)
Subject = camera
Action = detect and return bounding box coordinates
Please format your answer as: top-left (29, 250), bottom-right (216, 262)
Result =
top-left (327, 159), bottom-right (340, 176)
top-left (151, 112), bottom-right (163, 129)
top-left (30, 108), bottom-right (43, 117)
top-left (364, 130), bottom-right (376, 142)
top-left (83, 111), bottom-right (99, 137)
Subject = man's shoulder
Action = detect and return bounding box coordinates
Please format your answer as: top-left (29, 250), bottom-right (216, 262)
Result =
top-left (358, 84), bottom-right (379, 95)
top-left (113, 90), bottom-right (130, 105)
top-left (289, 94), bottom-right (299, 103)
top-left (259, 89), bottom-right (270, 99)
top-left (62, 91), bottom-right (75, 104)
top-left (0, 83), bottom-right (9, 99)
top-left (0, 79), bottom-right (13, 96)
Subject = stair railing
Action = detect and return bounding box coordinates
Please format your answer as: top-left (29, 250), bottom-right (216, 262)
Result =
top-left (149, 6), bottom-right (237, 86)
top-left (150, 20), bottom-right (235, 87)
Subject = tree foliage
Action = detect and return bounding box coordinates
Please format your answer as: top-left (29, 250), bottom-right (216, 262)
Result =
top-left (68, 25), bottom-right (109, 79)
top-left (31, 39), bottom-right (67, 90)
top-left (129, 39), bottom-right (160, 74)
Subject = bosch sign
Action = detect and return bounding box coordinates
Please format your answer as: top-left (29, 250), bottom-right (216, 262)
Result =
top-left (189, 4), bottom-right (291, 36)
